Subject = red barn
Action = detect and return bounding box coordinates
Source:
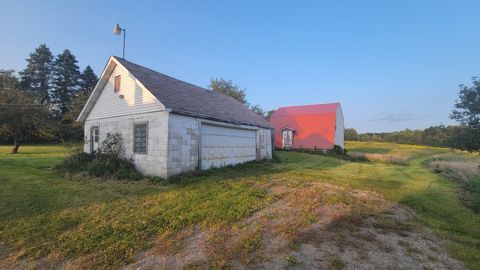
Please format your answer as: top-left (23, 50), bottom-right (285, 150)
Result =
top-left (269, 103), bottom-right (344, 150)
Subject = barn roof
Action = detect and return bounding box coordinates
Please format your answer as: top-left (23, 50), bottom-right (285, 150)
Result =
top-left (272, 103), bottom-right (341, 117)
top-left (78, 56), bottom-right (272, 129)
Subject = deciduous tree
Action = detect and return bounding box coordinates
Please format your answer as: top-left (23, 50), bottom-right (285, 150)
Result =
top-left (344, 128), bottom-right (359, 141)
top-left (209, 78), bottom-right (248, 104)
top-left (0, 70), bottom-right (48, 153)
top-left (451, 77), bottom-right (480, 127)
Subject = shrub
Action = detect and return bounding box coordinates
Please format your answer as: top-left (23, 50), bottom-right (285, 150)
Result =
top-left (59, 152), bottom-right (143, 180)
top-left (101, 132), bottom-right (125, 158)
top-left (464, 177), bottom-right (480, 212)
top-left (59, 132), bottom-right (144, 180)
top-left (332, 145), bottom-right (346, 155)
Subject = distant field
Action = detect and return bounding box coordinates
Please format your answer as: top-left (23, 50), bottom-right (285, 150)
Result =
top-left (0, 142), bottom-right (479, 269)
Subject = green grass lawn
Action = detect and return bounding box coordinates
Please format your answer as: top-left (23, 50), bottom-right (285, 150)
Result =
top-left (0, 143), bottom-right (479, 269)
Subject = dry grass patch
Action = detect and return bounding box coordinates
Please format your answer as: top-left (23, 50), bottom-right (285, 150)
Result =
top-left (428, 159), bottom-right (480, 182)
top-left (348, 151), bottom-right (410, 165)
top-left (428, 157), bottom-right (480, 212)
top-left (122, 183), bottom-right (464, 270)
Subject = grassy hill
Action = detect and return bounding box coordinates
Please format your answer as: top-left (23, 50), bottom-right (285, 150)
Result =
top-left (0, 142), bottom-right (479, 269)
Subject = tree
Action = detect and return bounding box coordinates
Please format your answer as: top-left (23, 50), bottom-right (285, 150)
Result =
top-left (51, 49), bottom-right (81, 115)
top-left (265, 110), bottom-right (275, 120)
top-left (209, 78), bottom-right (271, 119)
top-left (451, 77), bottom-right (480, 127)
top-left (0, 70), bottom-right (48, 153)
top-left (61, 66), bottom-right (99, 141)
top-left (250, 104), bottom-right (266, 118)
top-left (80, 65), bottom-right (98, 94)
top-left (344, 128), bottom-right (359, 141)
top-left (19, 44), bottom-right (54, 104)
top-left (209, 78), bottom-right (248, 104)
top-left (445, 126), bottom-right (480, 151)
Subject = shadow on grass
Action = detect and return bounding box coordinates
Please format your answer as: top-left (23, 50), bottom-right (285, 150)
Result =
top-left (166, 151), bottom-right (348, 186)
top-left (399, 185), bottom-right (480, 270)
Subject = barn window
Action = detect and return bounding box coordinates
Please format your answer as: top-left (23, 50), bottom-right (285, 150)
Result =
top-left (114, 75), bottom-right (121, 92)
top-left (133, 123), bottom-right (148, 154)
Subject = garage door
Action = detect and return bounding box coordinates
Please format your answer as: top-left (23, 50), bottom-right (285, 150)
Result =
top-left (200, 124), bottom-right (256, 170)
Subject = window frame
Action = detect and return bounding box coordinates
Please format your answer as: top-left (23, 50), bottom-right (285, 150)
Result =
top-left (90, 126), bottom-right (100, 153)
top-left (133, 122), bottom-right (148, 154)
top-left (114, 75), bottom-right (121, 93)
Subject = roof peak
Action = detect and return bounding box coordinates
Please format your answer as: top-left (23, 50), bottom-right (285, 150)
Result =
top-left (278, 102), bottom-right (340, 109)
top-left (110, 56), bottom-right (272, 128)
top-left (112, 56), bottom-right (211, 92)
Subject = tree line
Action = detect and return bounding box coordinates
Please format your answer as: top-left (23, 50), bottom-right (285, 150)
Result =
top-left (345, 76), bottom-right (480, 151)
top-left (345, 125), bottom-right (480, 151)
top-left (0, 45), bottom-right (271, 154)
top-left (0, 44), bottom-right (98, 153)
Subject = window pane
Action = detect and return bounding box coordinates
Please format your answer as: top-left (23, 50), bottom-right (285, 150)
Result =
top-left (134, 124), bottom-right (147, 153)
top-left (114, 75), bottom-right (121, 92)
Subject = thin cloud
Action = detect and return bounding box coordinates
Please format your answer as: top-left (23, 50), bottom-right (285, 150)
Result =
top-left (366, 113), bottom-right (428, 122)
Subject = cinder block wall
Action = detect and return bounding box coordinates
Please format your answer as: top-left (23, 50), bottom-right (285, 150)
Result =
top-left (257, 128), bottom-right (273, 160)
top-left (167, 114), bottom-right (199, 177)
top-left (84, 112), bottom-right (272, 179)
top-left (84, 111), bottom-right (169, 178)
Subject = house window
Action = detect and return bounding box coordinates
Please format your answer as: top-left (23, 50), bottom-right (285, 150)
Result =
top-left (114, 75), bottom-right (121, 92)
top-left (133, 123), bottom-right (148, 154)
top-left (90, 127), bottom-right (99, 153)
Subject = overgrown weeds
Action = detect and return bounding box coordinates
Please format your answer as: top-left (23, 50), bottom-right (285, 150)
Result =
top-left (427, 158), bottom-right (480, 212)
top-left (58, 152), bottom-right (143, 180)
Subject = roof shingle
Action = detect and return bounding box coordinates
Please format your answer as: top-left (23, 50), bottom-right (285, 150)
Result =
top-left (114, 57), bottom-right (272, 129)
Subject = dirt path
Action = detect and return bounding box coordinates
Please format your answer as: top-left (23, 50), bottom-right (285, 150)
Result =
top-left (124, 183), bottom-right (464, 270)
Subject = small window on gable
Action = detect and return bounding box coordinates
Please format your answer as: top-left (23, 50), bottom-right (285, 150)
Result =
top-left (114, 75), bottom-right (121, 92)
top-left (134, 123), bottom-right (148, 154)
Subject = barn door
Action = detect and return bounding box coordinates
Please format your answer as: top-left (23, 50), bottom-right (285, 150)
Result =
top-left (282, 130), bottom-right (293, 149)
top-left (90, 127), bottom-right (99, 153)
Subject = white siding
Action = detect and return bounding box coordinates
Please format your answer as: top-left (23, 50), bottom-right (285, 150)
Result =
top-left (84, 111), bottom-right (169, 179)
top-left (86, 64), bottom-right (164, 121)
top-left (334, 106), bottom-right (345, 149)
top-left (200, 124), bottom-right (257, 170)
top-left (81, 58), bottom-right (273, 179)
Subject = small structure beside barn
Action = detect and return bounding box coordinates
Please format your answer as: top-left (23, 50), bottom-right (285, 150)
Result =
top-left (77, 56), bottom-right (272, 179)
top-left (269, 103), bottom-right (344, 150)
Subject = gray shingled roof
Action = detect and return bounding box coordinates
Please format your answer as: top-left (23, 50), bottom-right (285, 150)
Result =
top-left (114, 57), bottom-right (272, 129)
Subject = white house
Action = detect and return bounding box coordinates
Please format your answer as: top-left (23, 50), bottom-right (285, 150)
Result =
top-left (77, 56), bottom-right (273, 179)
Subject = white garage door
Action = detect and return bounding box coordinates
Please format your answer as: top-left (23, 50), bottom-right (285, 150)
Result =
top-left (200, 124), bottom-right (257, 170)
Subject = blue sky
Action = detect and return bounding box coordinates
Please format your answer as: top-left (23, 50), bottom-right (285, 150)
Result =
top-left (2, 1), bottom-right (479, 132)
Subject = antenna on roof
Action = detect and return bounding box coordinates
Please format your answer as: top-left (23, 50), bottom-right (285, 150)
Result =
top-left (113, 23), bottom-right (126, 59)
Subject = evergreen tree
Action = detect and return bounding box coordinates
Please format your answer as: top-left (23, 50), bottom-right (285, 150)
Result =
top-left (19, 44), bottom-right (54, 104)
top-left (79, 65), bottom-right (98, 95)
top-left (51, 49), bottom-right (80, 115)
top-left (60, 66), bottom-right (99, 141)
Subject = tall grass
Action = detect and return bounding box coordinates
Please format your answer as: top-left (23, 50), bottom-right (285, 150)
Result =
top-left (58, 152), bottom-right (144, 180)
top-left (428, 159), bottom-right (480, 212)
